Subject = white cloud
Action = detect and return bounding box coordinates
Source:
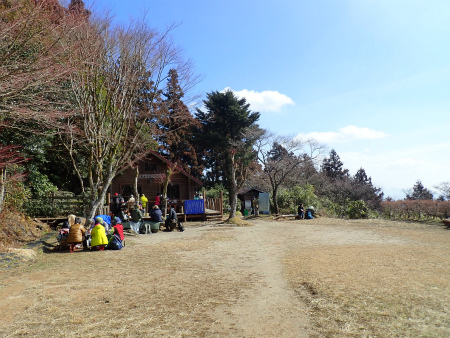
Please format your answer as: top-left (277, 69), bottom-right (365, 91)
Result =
top-left (223, 87), bottom-right (294, 112)
top-left (338, 141), bottom-right (450, 200)
top-left (296, 125), bottom-right (388, 144)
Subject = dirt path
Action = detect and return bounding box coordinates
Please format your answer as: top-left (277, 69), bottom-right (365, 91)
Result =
top-left (1, 218), bottom-right (448, 337)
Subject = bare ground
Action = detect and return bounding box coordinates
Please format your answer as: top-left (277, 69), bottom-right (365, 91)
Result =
top-left (0, 217), bottom-right (449, 337)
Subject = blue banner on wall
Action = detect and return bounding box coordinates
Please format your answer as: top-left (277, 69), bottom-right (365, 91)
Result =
top-left (184, 199), bottom-right (205, 215)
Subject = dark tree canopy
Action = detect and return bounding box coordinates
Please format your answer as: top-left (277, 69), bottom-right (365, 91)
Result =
top-left (194, 90), bottom-right (260, 188)
top-left (354, 167), bottom-right (373, 186)
top-left (405, 180), bottom-right (434, 200)
top-left (157, 69), bottom-right (200, 174)
top-left (321, 149), bottom-right (349, 180)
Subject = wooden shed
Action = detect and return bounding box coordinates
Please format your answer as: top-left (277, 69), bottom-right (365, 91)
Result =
top-left (237, 187), bottom-right (267, 215)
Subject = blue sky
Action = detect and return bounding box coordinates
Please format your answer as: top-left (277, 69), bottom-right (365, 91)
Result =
top-left (89, 0), bottom-right (450, 199)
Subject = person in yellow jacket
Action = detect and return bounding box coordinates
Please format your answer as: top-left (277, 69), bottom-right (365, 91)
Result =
top-left (90, 223), bottom-right (108, 251)
top-left (140, 194), bottom-right (148, 213)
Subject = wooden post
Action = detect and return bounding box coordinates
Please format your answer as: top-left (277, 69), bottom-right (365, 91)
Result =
top-left (220, 190), bottom-right (223, 216)
top-left (203, 189), bottom-right (206, 221)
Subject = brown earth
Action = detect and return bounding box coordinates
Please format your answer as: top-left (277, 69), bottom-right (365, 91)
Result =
top-left (0, 217), bottom-right (449, 337)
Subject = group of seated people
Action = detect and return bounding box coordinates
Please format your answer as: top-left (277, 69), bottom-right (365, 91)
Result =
top-left (111, 199), bottom-right (184, 234)
top-left (57, 214), bottom-right (125, 251)
top-left (57, 199), bottom-right (185, 251)
top-left (126, 203), bottom-right (184, 234)
top-left (297, 204), bottom-right (314, 219)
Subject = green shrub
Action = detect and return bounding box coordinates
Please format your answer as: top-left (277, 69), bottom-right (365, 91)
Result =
top-left (346, 200), bottom-right (369, 219)
top-left (275, 184), bottom-right (321, 214)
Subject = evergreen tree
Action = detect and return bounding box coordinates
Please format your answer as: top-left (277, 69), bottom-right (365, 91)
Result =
top-left (158, 69), bottom-right (200, 174)
top-left (194, 90), bottom-right (260, 218)
top-left (354, 168), bottom-right (372, 185)
top-left (194, 90), bottom-right (260, 187)
top-left (405, 180), bottom-right (434, 200)
top-left (321, 149), bottom-right (349, 180)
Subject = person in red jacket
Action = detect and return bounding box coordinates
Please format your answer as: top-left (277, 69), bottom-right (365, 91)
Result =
top-left (111, 217), bottom-right (124, 241)
top-left (154, 193), bottom-right (161, 207)
top-left (108, 217), bottom-right (124, 250)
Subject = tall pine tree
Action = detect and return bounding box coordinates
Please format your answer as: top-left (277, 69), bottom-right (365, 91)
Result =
top-left (321, 149), bottom-right (349, 180)
top-left (158, 69), bottom-right (200, 174)
top-left (194, 90), bottom-right (260, 218)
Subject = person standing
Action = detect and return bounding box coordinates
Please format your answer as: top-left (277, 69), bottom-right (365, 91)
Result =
top-left (111, 193), bottom-right (119, 215)
top-left (154, 193), bottom-right (161, 207)
top-left (128, 194), bottom-right (136, 210)
top-left (140, 194), bottom-right (148, 213)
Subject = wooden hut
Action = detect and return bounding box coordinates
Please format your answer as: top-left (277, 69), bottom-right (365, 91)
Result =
top-left (110, 151), bottom-right (203, 208)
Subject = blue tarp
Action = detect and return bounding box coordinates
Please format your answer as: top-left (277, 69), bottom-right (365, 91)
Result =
top-left (184, 200), bottom-right (205, 215)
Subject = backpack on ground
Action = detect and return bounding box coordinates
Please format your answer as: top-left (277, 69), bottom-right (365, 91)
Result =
top-left (108, 234), bottom-right (123, 250)
top-left (139, 222), bottom-right (147, 234)
top-left (178, 223), bottom-right (185, 232)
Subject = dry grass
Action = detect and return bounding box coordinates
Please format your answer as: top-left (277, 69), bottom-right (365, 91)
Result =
top-left (0, 230), bottom-right (249, 337)
top-left (2, 216), bottom-right (450, 337)
top-left (223, 217), bottom-right (254, 227)
top-left (283, 220), bottom-right (450, 337)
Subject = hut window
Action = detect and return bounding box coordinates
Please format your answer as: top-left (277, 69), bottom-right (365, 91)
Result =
top-left (121, 185), bottom-right (142, 198)
top-left (144, 163), bottom-right (157, 172)
top-left (167, 184), bottom-right (180, 199)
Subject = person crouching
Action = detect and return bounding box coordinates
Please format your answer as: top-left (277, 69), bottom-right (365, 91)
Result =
top-left (90, 221), bottom-right (108, 251)
top-left (66, 217), bottom-right (86, 249)
top-left (108, 217), bottom-right (124, 250)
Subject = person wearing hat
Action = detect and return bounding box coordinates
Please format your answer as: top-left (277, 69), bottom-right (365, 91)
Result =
top-left (110, 217), bottom-right (124, 241)
top-left (94, 215), bottom-right (110, 232)
top-left (90, 220), bottom-right (108, 251)
top-left (108, 217), bottom-right (124, 249)
top-left (111, 193), bottom-right (119, 215)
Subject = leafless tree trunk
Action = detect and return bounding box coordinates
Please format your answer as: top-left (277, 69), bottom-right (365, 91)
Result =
top-left (133, 166), bottom-right (140, 204)
top-left (228, 151), bottom-right (238, 219)
top-left (255, 130), bottom-right (325, 214)
top-left (62, 18), bottom-right (196, 221)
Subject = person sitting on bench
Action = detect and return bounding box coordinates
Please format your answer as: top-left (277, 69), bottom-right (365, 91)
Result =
top-left (165, 203), bottom-right (179, 231)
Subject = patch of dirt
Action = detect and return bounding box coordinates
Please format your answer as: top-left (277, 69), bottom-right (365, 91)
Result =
top-left (0, 217), bottom-right (449, 337)
top-left (0, 211), bottom-right (50, 252)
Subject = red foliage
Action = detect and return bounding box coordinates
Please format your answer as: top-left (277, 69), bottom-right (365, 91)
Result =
top-left (381, 200), bottom-right (450, 220)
